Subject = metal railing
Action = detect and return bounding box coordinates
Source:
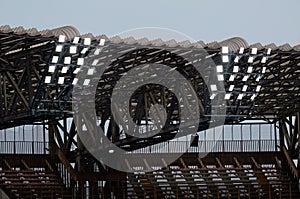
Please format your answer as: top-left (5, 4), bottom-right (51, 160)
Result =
top-left (0, 141), bottom-right (49, 154)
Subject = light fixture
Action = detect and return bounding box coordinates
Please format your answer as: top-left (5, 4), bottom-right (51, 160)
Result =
top-left (242, 75), bottom-right (249, 81)
top-left (87, 68), bottom-right (95, 75)
top-left (247, 66), bottom-right (253, 73)
top-left (64, 57), bottom-right (71, 64)
top-left (217, 74), bottom-right (224, 81)
top-left (251, 94), bottom-right (257, 101)
top-left (242, 85), bottom-right (248, 92)
top-left (94, 48), bottom-right (101, 55)
top-left (92, 59), bottom-right (99, 66)
top-left (267, 48), bottom-right (272, 55)
top-left (229, 75), bottom-right (235, 81)
top-left (237, 93), bottom-right (244, 100)
top-left (222, 55), bottom-right (229, 63)
top-left (73, 37), bottom-right (80, 44)
top-left (210, 84), bottom-right (217, 91)
top-left (248, 56), bottom-right (254, 63)
top-left (61, 66), bottom-right (69, 74)
top-left (210, 93), bottom-right (216, 100)
top-left (81, 47), bottom-right (88, 54)
top-left (99, 39), bottom-right (105, 46)
top-left (224, 93), bottom-right (231, 100)
top-left (58, 35), bottom-right (66, 43)
top-left (233, 65), bottom-right (239, 73)
top-left (51, 56), bottom-right (59, 64)
top-left (239, 47), bottom-right (244, 54)
top-left (228, 85), bottom-right (234, 91)
top-left (83, 79), bottom-right (90, 86)
top-left (72, 78), bottom-right (78, 85)
top-left (262, 67), bottom-right (266, 74)
top-left (77, 58), bottom-right (84, 65)
top-left (55, 45), bottom-right (63, 52)
top-left (256, 75), bottom-right (261, 82)
top-left (73, 68), bottom-right (80, 74)
top-left (70, 46), bottom-right (77, 54)
top-left (58, 77), bottom-right (64, 84)
top-left (222, 46), bottom-right (229, 54)
top-left (216, 65), bottom-right (223, 73)
top-left (261, 56), bottom-right (267, 63)
top-left (251, 48), bottom-right (257, 55)
top-left (234, 56), bottom-right (239, 63)
top-left (45, 76), bottom-right (51, 83)
top-left (48, 65), bottom-right (56, 73)
top-left (256, 85), bottom-right (261, 92)
top-left (84, 38), bottom-right (91, 46)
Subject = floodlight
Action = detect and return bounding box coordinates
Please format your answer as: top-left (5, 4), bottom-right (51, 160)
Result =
top-left (92, 59), bottom-right (99, 66)
top-left (73, 37), bottom-right (80, 44)
top-left (210, 84), bottom-right (217, 91)
top-left (228, 85), bottom-right (234, 91)
top-left (61, 66), bottom-right (69, 74)
top-left (58, 77), bottom-right (64, 84)
top-left (233, 65), bottom-right (239, 73)
top-left (256, 85), bottom-right (261, 92)
top-left (58, 35), bottom-right (66, 43)
top-left (84, 38), bottom-right (91, 45)
top-left (261, 57), bottom-right (267, 63)
top-left (48, 65), bottom-right (56, 73)
top-left (73, 68), bottom-right (80, 74)
top-left (247, 66), bottom-right (253, 73)
top-left (55, 45), bottom-right (63, 52)
top-left (237, 94), bottom-right (244, 100)
top-left (72, 78), bottom-right (78, 85)
top-left (262, 67), bottom-right (266, 74)
top-left (81, 47), bottom-right (88, 54)
top-left (210, 93), bottom-right (216, 100)
top-left (70, 46), bottom-right (77, 54)
top-left (250, 94), bottom-right (257, 101)
top-left (217, 75), bottom-right (224, 81)
top-left (224, 93), bottom-right (231, 100)
top-left (229, 75), bottom-right (235, 81)
top-left (239, 47), bottom-right (244, 54)
top-left (94, 48), bottom-right (101, 55)
top-left (216, 65), bottom-right (223, 73)
top-left (99, 39), bottom-right (105, 46)
top-left (242, 75), bottom-right (249, 82)
top-left (222, 55), bottom-right (229, 63)
top-left (267, 48), bottom-right (271, 55)
top-left (77, 58), bottom-right (84, 65)
top-left (83, 79), bottom-right (90, 86)
top-left (51, 56), bottom-right (59, 64)
top-left (242, 85), bottom-right (248, 92)
top-left (251, 48), bottom-right (257, 55)
top-left (64, 57), bottom-right (71, 64)
top-left (234, 56), bottom-right (239, 63)
top-left (248, 56), bottom-right (254, 63)
top-left (87, 68), bottom-right (95, 75)
top-left (45, 76), bottom-right (51, 83)
top-left (222, 46), bottom-right (229, 54)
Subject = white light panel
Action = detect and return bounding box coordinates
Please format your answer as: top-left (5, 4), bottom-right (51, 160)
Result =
top-left (237, 93), bottom-right (244, 100)
top-left (251, 48), bottom-right (257, 55)
top-left (210, 84), bottom-right (217, 91)
top-left (55, 45), bottom-right (63, 52)
top-left (83, 79), bottom-right (90, 86)
top-left (222, 55), bottom-right (229, 63)
top-left (73, 68), bottom-right (80, 74)
top-left (228, 85), bottom-right (234, 91)
top-left (216, 65), bottom-right (223, 73)
top-left (248, 56), bottom-right (254, 63)
top-left (233, 65), bottom-right (239, 73)
top-left (256, 75), bottom-right (261, 82)
top-left (242, 85), bottom-right (248, 92)
top-left (45, 76), bottom-right (51, 83)
top-left (51, 56), bottom-right (59, 63)
top-left (92, 59), bottom-right (99, 66)
top-left (256, 85), bottom-right (261, 92)
top-left (87, 68), bottom-right (95, 75)
top-left (242, 75), bottom-right (249, 81)
top-left (48, 65), bottom-right (56, 73)
top-left (61, 66), bottom-right (69, 73)
top-left (222, 46), bottom-right (229, 54)
top-left (261, 56), bottom-right (267, 63)
top-left (262, 67), bottom-right (266, 74)
top-left (251, 94), bottom-right (257, 101)
top-left (247, 66), bottom-right (253, 73)
top-left (210, 93), bottom-right (216, 100)
top-left (77, 58), bottom-right (84, 65)
top-left (239, 47), bottom-right (244, 54)
top-left (58, 77), bottom-right (64, 84)
top-left (84, 38), bottom-right (91, 45)
top-left (81, 47), bottom-right (88, 54)
top-left (229, 75), bottom-right (235, 81)
top-left (234, 56), bottom-right (239, 63)
top-left (72, 78), bottom-right (78, 85)
top-left (73, 37), bottom-right (80, 44)
top-left (70, 46), bottom-right (77, 54)
top-left (58, 35), bottom-right (66, 43)
top-left (94, 48), bottom-right (101, 55)
top-left (64, 57), bottom-right (71, 64)
top-left (267, 48), bottom-right (272, 55)
top-left (224, 93), bottom-right (231, 100)
top-left (99, 39), bottom-right (105, 46)
top-left (217, 75), bottom-right (224, 81)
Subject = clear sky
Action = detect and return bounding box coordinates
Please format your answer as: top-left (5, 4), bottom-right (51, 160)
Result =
top-left (1, 0), bottom-right (300, 46)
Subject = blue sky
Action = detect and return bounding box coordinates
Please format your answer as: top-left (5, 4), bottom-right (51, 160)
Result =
top-left (1, 0), bottom-right (299, 45)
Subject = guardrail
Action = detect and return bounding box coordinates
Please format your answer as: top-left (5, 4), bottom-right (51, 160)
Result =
top-left (0, 141), bottom-right (49, 154)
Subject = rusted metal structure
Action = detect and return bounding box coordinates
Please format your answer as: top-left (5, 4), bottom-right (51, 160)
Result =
top-left (0, 25), bottom-right (299, 198)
